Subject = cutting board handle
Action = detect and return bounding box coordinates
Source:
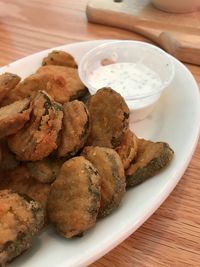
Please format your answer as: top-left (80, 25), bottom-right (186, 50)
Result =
top-left (87, 0), bottom-right (200, 65)
top-left (158, 32), bottom-right (200, 65)
top-left (132, 24), bottom-right (200, 65)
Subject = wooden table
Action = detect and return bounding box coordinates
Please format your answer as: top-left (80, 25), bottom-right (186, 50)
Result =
top-left (0, 0), bottom-right (199, 266)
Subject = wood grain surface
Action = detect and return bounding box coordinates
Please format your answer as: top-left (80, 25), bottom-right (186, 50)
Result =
top-left (0, 0), bottom-right (200, 266)
top-left (87, 0), bottom-right (200, 65)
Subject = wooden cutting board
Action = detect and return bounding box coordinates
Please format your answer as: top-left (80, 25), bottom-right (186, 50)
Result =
top-left (86, 0), bottom-right (200, 65)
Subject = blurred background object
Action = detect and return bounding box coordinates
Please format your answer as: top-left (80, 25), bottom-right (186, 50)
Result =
top-left (151, 0), bottom-right (199, 13)
top-left (87, 0), bottom-right (200, 65)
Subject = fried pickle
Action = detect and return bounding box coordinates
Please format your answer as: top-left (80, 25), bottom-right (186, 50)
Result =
top-left (0, 98), bottom-right (31, 139)
top-left (0, 165), bottom-right (51, 210)
top-left (47, 156), bottom-right (101, 238)
top-left (0, 73), bottom-right (21, 105)
top-left (82, 146), bottom-right (126, 218)
top-left (86, 88), bottom-right (129, 148)
top-left (57, 100), bottom-right (90, 158)
top-left (42, 50), bottom-right (78, 68)
top-left (115, 130), bottom-right (138, 169)
top-left (8, 91), bottom-right (63, 161)
top-left (10, 65), bottom-right (87, 104)
top-left (126, 139), bottom-right (174, 187)
top-left (5, 74), bottom-right (42, 104)
top-left (0, 190), bottom-right (44, 266)
top-left (37, 65), bottom-right (87, 102)
top-left (27, 158), bottom-right (63, 183)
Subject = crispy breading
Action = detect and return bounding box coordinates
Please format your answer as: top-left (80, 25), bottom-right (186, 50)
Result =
top-left (86, 88), bottom-right (130, 148)
top-left (5, 74), bottom-right (43, 104)
top-left (27, 158), bottom-right (64, 183)
top-left (37, 65), bottom-right (87, 102)
top-left (9, 65), bottom-right (87, 104)
top-left (115, 130), bottom-right (138, 169)
top-left (126, 139), bottom-right (174, 187)
top-left (82, 146), bottom-right (126, 218)
top-left (57, 100), bottom-right (90, 158)
top-left (0, 165), bottom-right (51, 209)
top-left (0, 98), bottom-right (31, 139)
top-left (47, 156), bottom-right (101, 238)
top-left (42, 50), bottom-right (78, 68)
top-left (0, 190), bottom-right (44, 266)
top-left (8, 91), bottom-right (63, 161)
top-left (0, 73), bottom-right (21, 105)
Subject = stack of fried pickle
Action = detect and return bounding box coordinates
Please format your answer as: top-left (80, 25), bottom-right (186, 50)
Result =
top-left (0, 51), bottom-right (174, 265)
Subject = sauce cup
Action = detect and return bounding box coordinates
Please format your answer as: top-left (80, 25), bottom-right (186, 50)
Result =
top-left (78, 41), bottom-right (175, 121)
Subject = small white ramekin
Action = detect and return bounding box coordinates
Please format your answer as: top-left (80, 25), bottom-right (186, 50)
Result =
top-left (78, 41), bottom-right (175, 121)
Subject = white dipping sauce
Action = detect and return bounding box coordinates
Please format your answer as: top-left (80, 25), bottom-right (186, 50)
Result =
top-left (89, 62), bottom-right (162, 98)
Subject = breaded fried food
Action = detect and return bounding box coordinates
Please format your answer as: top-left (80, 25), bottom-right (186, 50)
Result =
top-left (8, 91), bottom-right (63, 161)
top-left (0, 98), bottom-right (31, 139)
top-left (57, 100), bottom-right (90, 158)
top-left (82, 146), bottom-right (126, 218)
top-left (47, 156), bottom-right (101, 238)
top-left (0, 190), bottom-right (44, 266)
top-left (5, 74), bottom-right (42, 104)
top-left (86, 88), bottom-right (129, 148)
top-left (10, 65), bottom-right (87, 104)
top-left (115, 130), bottom-right (138, 169)
top-left (0, 72), bottom-right (21, 105)
top-left (27, 158), bottom-right (63, 183)
top-left (37, 65), bottom-right (87, 102)
top-left (126, 139), bottom-right (174, 187)
top-left (0, 165), bottom-right (51, 209)
top-left (42, 50), bottom-right (78, 68)
top-left (26, 181), bottom-right (51, 210)
top-left (0, 140), bottom-right (19, 170)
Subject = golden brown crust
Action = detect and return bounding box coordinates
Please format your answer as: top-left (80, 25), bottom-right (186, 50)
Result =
top-left (0, 73), bottom-right (21, 105)
top-left (126, 139), bottom-right (174, 187)
top-left (82, 146), bottom-right (126, 218)
top-left (8, 91), bottom-right (63, 161)
top-left (47, 156), bottom-right (101, 238)
top-left (115, 130), bottom-right (138, 169)
top-left (0, 165), bottom-right (51, 209)
top-left (37, 65), bottom-right (87, 102)
top-left (9, 65), bottom-right (87, 104)
top-left (86, 88), bottom-right (130, 148)
top-left (6, 74), bottom-right (41, 104)
top-left (0, 189), bottom-right (44, 266)
top-left (27, 158), bottom-right (64, 184)
top-left (42, 50), bottom-right (78, 68)
top-left (0, 98), bottom-right (31, 139)
top-left (57, 100), bottom-right (90, 158)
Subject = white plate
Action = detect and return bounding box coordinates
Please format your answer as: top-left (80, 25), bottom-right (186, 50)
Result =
top-left (1, 40), bottom-right (200, 267)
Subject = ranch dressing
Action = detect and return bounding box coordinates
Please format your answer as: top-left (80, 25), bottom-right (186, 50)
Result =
top-left (89, 62), bottom-right (162, 99)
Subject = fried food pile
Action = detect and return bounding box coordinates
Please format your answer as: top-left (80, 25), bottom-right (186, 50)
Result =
top-left (0, 50), bottom-right (174, 265)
